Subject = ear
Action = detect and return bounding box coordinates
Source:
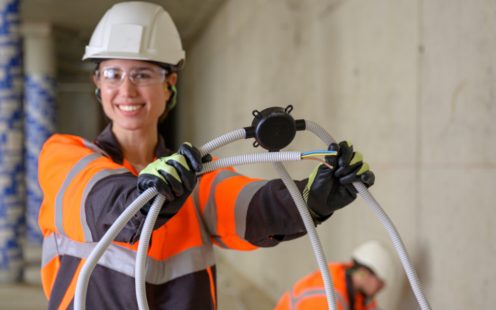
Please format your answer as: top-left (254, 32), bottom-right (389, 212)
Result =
top-left (167, 72), bottom-right (178, 86)
top-left (93, 74), bottom-right (102, 89)
top-left (356, 267), bottom-right (369, 278)
top-left (164, 73), bottom-right (178, 93)
top-left (94, 88), bottom-right (102, 103)
top-left (91, 72), bottom-right (102, 103)
top-left (163, 73), bottom-right (179, 113)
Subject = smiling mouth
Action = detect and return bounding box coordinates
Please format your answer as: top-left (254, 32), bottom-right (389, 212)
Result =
top-left (117, 104), bottom-right (143, 112)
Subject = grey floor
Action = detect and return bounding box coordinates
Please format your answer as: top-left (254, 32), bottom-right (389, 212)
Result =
top-left (0, 283), bottom-right (47, 309)
top-left (0, 246), bottom-right (48, 309)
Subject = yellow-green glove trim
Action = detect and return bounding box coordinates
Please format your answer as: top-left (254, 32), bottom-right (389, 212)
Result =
top-left (303, 165), bottom-right (320, 202)
top-left (139, 154), bottom-right (190, 183)
top-left (357, 162), bottom-right (369, 175)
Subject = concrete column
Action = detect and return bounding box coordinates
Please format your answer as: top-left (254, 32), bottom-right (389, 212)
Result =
top-left (22, 22), bottom-right (56, 283)
top-left (0, 0), bottom-right (23, 283)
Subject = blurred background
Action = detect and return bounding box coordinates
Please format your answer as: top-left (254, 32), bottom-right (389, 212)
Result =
top-left (1, 0), bottom-right (495, 309)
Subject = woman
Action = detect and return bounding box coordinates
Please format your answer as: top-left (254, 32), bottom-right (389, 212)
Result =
top-left (38, 2), bottom-right (374, 309)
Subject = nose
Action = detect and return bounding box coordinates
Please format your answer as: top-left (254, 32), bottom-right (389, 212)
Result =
top-left (118, 74), bottom-right (138, 96)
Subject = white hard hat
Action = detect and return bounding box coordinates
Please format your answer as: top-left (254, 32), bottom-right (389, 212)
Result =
top-left (82, 1), bottom-right (185, 68)
top-left (352, 240), bottom-right (394, 283)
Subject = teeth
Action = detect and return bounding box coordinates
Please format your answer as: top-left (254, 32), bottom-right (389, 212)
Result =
top-left (118, 105), bottom-right (141, 111)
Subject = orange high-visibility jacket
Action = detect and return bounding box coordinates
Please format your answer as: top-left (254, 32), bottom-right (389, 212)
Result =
top-left (275, 262), bottom-right (378, 310)
top-left (38, 125), bottom-right (310, 310)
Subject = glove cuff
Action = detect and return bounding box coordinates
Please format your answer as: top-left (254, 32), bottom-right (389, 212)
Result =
top-left (307, 205), bottom-right (333, 225)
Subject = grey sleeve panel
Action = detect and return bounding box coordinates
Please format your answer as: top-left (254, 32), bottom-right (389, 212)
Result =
top-left (84, 171), bottom-right (145, 243)
top-left (245, 178), bottom-right (309, 247)
top-left (80, 168), bottom-right (130, 241)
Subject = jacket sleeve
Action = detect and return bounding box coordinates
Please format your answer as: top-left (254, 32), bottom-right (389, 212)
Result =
top-left (38, 134), bottom-right (147, 243)
top-left (195, 167), bottom-right (310, 250)
top-left (245, 178), bottom-right (309, 247)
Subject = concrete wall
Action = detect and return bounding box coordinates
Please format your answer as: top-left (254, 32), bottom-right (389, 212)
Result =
top-left (178, 0), bottom-right (496, 309)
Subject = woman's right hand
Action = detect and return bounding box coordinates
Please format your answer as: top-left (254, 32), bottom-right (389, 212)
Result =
top-left (137, 142), bottom-right (202, 220)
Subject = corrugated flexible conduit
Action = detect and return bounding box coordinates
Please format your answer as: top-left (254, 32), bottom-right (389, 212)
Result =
top-left (305, 120), bottom-right (431, 310)
top-left (272, 162), bottom-right (337, 310)
top-left (198, 129), bottom-right (337, 310)
top-left (74, 188), bottom-right (158, 310)
top-left (135, 194), bottom-right (166, 310)
top-left (76, 121), bottom-right (431, 310)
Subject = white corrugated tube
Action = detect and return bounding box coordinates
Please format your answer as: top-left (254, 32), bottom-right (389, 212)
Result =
top-left (200, 130), bottom-right (339, 310)
top-left (76, 120), bottom-right (431, 310)
top-left (74, 128), bottom-right (339, 310)
top-left (273, 162), bottom-right (337, 310)
top-left (135, 194), bottom-right (166, 310)
top-left (74, 188), bottom-right (158, 310)
top-left (202, 156), bottom-right (339, 310)
top-left (305, 120), bottom-right (432, 310)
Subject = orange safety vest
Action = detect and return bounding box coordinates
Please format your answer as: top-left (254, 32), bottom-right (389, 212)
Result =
top-left (274, 262), bottom-right (378, 310)
top-left (38, 125), bottom-right (309, 309)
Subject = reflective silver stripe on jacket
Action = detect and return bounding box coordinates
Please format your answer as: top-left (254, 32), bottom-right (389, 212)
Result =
top-left (234, 180), bottom-right (267, 237)
top-left (55, 153), bottom-right (101, 236)
top-left (42, 233), bottom-right (215, 285)
top-left (82, 139), bottom-right (109, 157)
top-left (289, 288), bottom-right (348, 310)
top-left (202, 169), bottom-right (238, 242)
top-left (201, 169), bottom-right (266, 247)
top-left (190, 185), bottom-right (212, 245)
top-left (80, 168), bottom-right (129, 242)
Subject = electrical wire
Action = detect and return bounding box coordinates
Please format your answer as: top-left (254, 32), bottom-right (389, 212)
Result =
top-left (301, 150), bottom-right (337, 158)
top-left (76, 119), bottom-right (432, 310)
top-left (302, 157), bottom-right (334, 170)
top-left (305, 120), bottom-right (431, 310)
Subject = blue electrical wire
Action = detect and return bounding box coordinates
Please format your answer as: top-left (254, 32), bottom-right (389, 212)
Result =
top-left (301, 150), bottom-right (337, 158)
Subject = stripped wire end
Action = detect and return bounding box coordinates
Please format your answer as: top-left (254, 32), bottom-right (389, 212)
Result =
top-left (300, 150), bottom-right (336, 170)
top-left (301, 150), bottom-right (337, 158)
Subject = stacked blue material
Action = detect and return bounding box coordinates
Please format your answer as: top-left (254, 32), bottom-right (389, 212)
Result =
top-left (0, 0), bottom-right (23, 283)
top-left (24, 75), bottom-right (56, 245)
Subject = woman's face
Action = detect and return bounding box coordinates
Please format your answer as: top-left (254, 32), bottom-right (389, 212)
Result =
top-left (94, 59), bottom-right (176, 134)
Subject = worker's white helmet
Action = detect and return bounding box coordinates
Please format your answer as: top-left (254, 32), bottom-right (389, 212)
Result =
top-left (82, 1), bottom-right (185, 68)
top-left (352, 240), bottom-right (394, 283)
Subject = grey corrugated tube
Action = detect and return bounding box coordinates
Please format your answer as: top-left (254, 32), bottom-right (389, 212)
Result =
top-left (305, 120), bottom-right (432, 310)
top-left (76, 120), bottom-right (431, 310)
top-left (135, 194), bottom-right (166, 310)
top-left (74, 188), bottom-right (158, 310)
top-left (272, 162), bottom-right (337, 310)
top-left (199, 130), bottom-right (338, 310)
top-left (75, 129), bottom-right (337, 310)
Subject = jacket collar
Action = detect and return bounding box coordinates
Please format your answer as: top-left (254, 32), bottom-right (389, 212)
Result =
top-left (94, 124), bottom-right (171, 164)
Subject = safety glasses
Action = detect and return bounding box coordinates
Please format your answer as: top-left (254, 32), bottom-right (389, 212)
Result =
top-left (95, 67), bottom-right (168, 88)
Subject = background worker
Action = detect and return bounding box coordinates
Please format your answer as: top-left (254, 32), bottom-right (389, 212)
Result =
top-left (275, 240), bottom-right (394, 310)
top-left (37, 1), bottom-right (375, 309)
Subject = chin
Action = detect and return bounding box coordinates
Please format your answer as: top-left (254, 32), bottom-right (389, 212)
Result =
top-left (114, 122), bottom-right (148, 132)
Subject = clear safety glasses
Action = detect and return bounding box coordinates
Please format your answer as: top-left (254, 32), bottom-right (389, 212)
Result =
top-left (95, 67), bottom-right (168, 88)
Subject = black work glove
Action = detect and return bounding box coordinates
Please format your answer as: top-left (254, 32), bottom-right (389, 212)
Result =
top-left (137, 143), bottom-right (202, 222)
top-left (303, 141), bottom-right (375, 222)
